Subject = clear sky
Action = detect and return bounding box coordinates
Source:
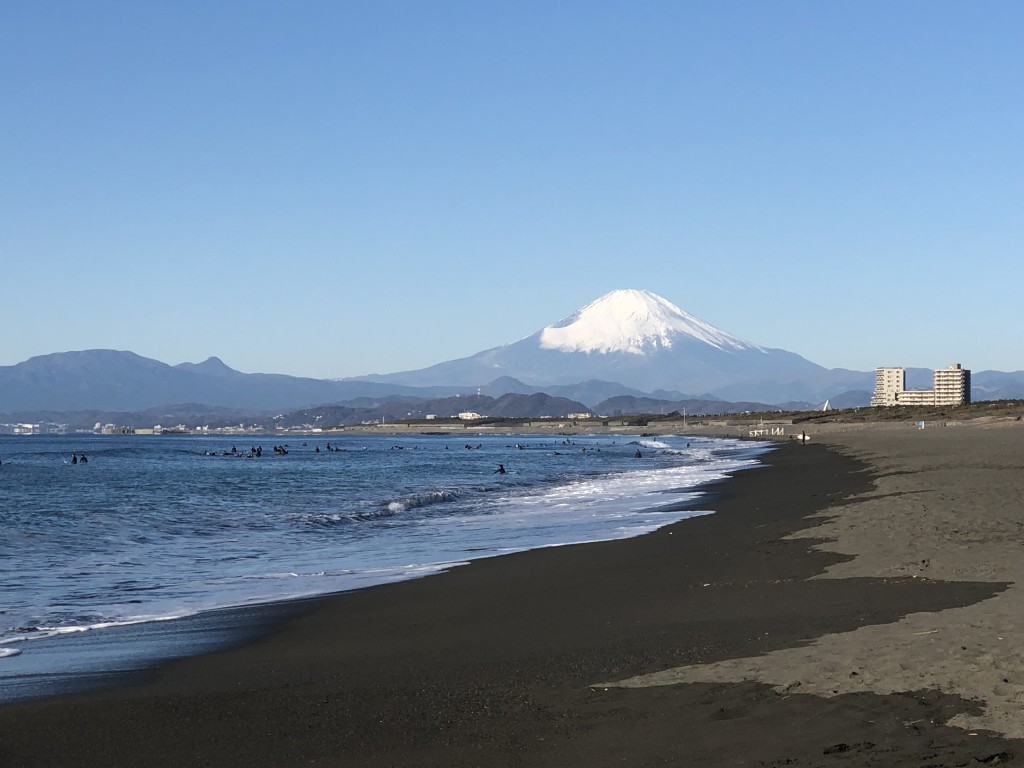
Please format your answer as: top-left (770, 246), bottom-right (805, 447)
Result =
top-left (2, 1), bottom-right (1022, 379)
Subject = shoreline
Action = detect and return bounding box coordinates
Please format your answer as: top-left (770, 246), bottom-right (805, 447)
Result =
top-left (2, 433), bottom-right (1022, 766)
top-left (0, 433), bottom-right (754, 706)
top-left (0, 594), bottom-right (319, 706)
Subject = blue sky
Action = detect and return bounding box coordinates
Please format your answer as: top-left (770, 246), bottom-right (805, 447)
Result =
top-left (2, 1), bottom-right (1021, 379)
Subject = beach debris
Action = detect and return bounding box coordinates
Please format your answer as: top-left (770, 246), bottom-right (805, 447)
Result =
top-left (823, 742), bottom-right (874, 755)
top-left (778, 680), bottom-right (801, 694)
top-left (976, 753), bottom-right (1014, 765)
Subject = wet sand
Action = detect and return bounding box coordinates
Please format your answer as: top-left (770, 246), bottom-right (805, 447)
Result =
top-left (2, 428), bottom-right (1023, 766)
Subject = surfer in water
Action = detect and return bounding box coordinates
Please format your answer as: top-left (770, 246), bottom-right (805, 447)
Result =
top-left (494, 463), bottom-right (506, 474)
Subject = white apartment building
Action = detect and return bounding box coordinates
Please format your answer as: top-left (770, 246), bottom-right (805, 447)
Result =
top-left (934, 363), bottom-right (972, 405)
top-left (871, 363), bottom-right (971, 407)
top-left (870, 367), bottom-right (905, 406)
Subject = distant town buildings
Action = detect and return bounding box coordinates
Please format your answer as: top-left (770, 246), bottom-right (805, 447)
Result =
top-left (0, 422), bottom-right (67, 435)
top-left (871, 363), bottom-right (971, 407)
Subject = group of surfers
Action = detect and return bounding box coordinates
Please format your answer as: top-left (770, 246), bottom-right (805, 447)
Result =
top-left (205, 442), bottom-right (351, 458)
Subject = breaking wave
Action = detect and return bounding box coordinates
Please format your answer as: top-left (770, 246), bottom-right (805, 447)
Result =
top-left (382, 489), bottom-right (462, 515)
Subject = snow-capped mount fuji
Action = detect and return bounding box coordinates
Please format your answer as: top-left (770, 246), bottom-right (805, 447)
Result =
top-left (357, 289), bottom-right (836, 402)
top-left (538, 289), bottom-right (762, 356)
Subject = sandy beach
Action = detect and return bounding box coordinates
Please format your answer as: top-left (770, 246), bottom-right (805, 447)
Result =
top-left (605, 424), bottom-right (1024, 737)
top-left (2, 424), bottom-right (1024, 766)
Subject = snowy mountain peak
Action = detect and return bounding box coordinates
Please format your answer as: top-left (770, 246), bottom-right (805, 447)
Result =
top-left (538, 289), bottom-right (759, 356)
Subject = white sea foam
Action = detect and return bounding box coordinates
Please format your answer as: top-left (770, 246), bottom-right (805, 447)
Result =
top-left (0, 647), bottom-right (22, 659)
top-left (634, 439), bottom-right (671, 449)
top-left (2, 612), bottom-right (197, 646)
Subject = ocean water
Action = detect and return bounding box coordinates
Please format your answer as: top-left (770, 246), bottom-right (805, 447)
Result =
top-left (0, 432), bottom-right (769, 697)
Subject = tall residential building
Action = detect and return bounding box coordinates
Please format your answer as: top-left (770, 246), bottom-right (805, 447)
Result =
top-left (871, 367), bottom-right (905, 406)
top-left (934, 363), bottom-right (971, 406)
top-left (871, 363), bottom-right (971, 407)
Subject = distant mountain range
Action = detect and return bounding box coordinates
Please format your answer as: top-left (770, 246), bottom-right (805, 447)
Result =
top-left (0, 350), bottom-right (444, 413)
top-left (348, 289), bottom-right (1023, 404)
top-left (352, 289), bottom-right (854, 402)
top-left (1, 289), bottom-right (1022, 424)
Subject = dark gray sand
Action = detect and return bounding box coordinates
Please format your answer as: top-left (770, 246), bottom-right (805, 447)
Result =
top-left (2, 435), bottom-right (1022, 767)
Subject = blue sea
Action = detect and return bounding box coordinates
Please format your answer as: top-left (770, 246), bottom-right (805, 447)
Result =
top-left (0, 432), bottom-right (769, 700)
